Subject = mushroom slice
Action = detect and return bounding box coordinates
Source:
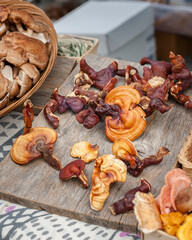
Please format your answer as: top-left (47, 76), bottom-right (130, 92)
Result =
top-left (175, 186), bottom-right (192, 213)
top-left (11, 127), bottom-right (62, 170)
top-left (90, 154), bottom-right (127, 211)
top-left (0, 92), bottom-right (9, 110)
top-left (0, 5), bottom-right (10, 22)
top-left (20, 63), bottom-right (40, 85)
top-left (8, 9), bottom-right (42, 36)
top-left (105, 86), bottom-right (146, 142)
top-left (0, 71), bottom-right (9, 98)
top-left (70, 141), bottom-right (99, 163)
top-left (0, 22), bottom-right (8, 37)
top-left (112, 138), bottom-right (138, 168)
top-left (133, 192), bottom-right (163, 234)
top-left (59, 159), bottom-right (88, 188)
top-left (3, 32), bottom-right (48, 70)
top-left (16, 70), bottom-right (33, 98)
top-left (6, 47), bottom-right (28, 67)
top-left (1, 65), bottom-right (20, 99)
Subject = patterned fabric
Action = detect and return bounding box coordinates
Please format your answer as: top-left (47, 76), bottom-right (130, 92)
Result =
top-left (0, 112), bottom-right (141, 240)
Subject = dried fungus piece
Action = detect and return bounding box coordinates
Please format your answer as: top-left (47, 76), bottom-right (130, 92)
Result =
top-left (112, 138), bottom-right (138, 169)
top-left (109, 178), bottom-right (151, 215)
top-left (11, 127), bottom-right (61, 170)
top-left (59, 159), bottom-right (88, 189)
top-left (90, 154), bottom-right (127, 211)
top-left (133, 192), bottom-right (163, 233)
top-left (160, 212), bottom-right (186, 236)
top-left (105, 85), bottom-right (146, 142)
top-left (70, 141), bottom-right (99, 163)
top-left (176, 214), bottom-right (192, 240)
top-left (80, 59), bottom-right (118, 91)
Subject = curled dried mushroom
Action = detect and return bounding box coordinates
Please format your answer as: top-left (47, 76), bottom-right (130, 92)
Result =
top-left (90, 154), bottom-right (127, 211)
top-left (105, 85), bottom-right (146, 142)
top-left (70, 141), bottom-right (99, 163)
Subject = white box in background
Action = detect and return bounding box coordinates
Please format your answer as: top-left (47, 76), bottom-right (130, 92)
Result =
top-left (54, 1), bottom-right (156, 61)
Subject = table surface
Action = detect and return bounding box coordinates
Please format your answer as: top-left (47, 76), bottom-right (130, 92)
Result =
top-left (0, 111), bottom-right (141, 240)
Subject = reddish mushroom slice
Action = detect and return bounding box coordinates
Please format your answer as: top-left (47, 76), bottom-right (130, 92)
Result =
top-left (59, 159), bottom-right (88, 189)
top-left (11, 127), bottom-right (62, 171)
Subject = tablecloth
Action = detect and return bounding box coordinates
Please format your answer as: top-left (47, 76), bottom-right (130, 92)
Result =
top-left (0, 111), bottom-right (141, 240)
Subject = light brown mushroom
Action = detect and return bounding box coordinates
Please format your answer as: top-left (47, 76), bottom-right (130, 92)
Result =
top-left (133, 192), bottom-right (163, 233)
top-left (70, 141), bottom-right (99, 163)
top-left (0, 71), bottom-right (9, 98)
top-left (2, 32), bottom-right (48, 70)
top-left (0, 92), bottom-right (9, 110)
top-left (0, 5), bottom-right (10, 22)
top-left (0, 22), bottom-right (8, 37)
top-left (16, 70), bottom-right (33, 98)
top-left (8, 9), bottom-right (42, 36)
top-left (20, 63), bottom-right (40, 84)
top-left (6, 47), bottom-right (28, 67)
top-left (175, 186), bottom-right (192, 213)
top-left (90, 154), bottom-right (127, 211)
top-left (1, 65), bottom-right (19, 99)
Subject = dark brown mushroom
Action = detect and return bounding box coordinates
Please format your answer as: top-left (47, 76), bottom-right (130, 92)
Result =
top-left (59, 159), bottom-right (88, 188)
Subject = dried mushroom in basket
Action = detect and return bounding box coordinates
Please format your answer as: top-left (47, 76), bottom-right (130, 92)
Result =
top-left (0, 4), bottom-right (49, 110)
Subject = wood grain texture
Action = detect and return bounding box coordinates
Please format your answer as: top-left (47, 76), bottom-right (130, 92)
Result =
top-left (15, 56), bottom-right (76, 114)
top-left (0, 54), bottom-right (191, 233)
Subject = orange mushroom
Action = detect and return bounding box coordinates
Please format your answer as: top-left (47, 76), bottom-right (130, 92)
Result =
top-left (11, 99), bottom-right (61, 170)
top-left (105, 85), bottom-right (146, 142)
top-left (112, 138), bottom-right (138, 168)
top-left (11, 127), bottom-right (62, 170)
top-left (90, 154), bottom-right (127, 211)
top-left (70, 141), bottom-right (99, 163)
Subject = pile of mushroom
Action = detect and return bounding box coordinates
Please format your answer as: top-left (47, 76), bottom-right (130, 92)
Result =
top-left (0, 5), bottom-right (49, 110)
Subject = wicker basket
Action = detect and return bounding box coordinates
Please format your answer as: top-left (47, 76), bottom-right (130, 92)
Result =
top-left (0, 0), bottom-right (57, 117)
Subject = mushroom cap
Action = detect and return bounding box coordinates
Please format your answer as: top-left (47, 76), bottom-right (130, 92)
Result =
top-left (59, 159), bottom-right (85, 180)
top-left (70, 141), bottom-right (99, 163)
top-left (20, 63), bottom-right (40, 85)
top-left (105, 85), bottom-right (146, 142)
top-left (0, 71), bottom-right (9, 98)
top-left (11, 127), bottom-right (57, 164)
top-left (8, 9), bottom-right (42, 33)
top-left (0, 22), bottom-right (8, 36)
top-left (90, 154), bottom-right (127, 211)
top-left (175, 186), bottom-right (192, 213)
top-left (0, 5), bottom-right (10, 22)
top-left (0, 92), bottom-right (9, 110)
top-left (133, 192), bottom-right (163, 234)
top-left (3, 32), bottom-right (48, 70)
top-left (16, 70), bottom-right (33, 98)
top-left (112, 138), bottom-right (138, 158)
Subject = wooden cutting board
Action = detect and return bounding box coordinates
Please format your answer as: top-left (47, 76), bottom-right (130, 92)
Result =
top-left (0, 54), bottom-right (191, 233)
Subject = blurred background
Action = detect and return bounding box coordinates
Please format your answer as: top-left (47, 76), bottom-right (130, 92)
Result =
top-left (25, 0), bottom-right (192, 68)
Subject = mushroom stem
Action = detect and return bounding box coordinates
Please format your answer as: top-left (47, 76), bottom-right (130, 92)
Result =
top-left (117, 149), bottom-right (137, 169)
top-left (36, 141), bottom-right (61, 171)
top-left (77, 171), bottom-right (88, 189)
top-left (23, 99), bottom-right (34, 135)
